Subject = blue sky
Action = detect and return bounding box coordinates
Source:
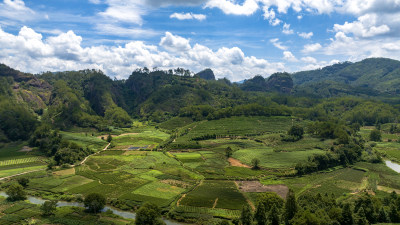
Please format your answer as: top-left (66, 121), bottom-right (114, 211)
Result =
top-left (0, 0), bottom-right (399, 81)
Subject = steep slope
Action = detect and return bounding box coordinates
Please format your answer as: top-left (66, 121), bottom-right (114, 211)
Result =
top-left (292, 58), bottom-right (400, 95)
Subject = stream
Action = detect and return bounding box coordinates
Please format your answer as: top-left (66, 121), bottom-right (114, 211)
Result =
top-left (385, 160), bottom-right (400, 173)
top-left (0, 192), bottom-right (182, 225)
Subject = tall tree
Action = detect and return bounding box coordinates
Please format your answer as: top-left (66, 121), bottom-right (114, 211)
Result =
top-left (255, 202), bottom-right (268, 225)
top-left (270, 204), bottom-right (280, 225)
top-left (341, 203), bottom-right (354, 225)
top-left (285, 189), bottom-right (297, 224)
top-left (240, 205), bottom-right (253, 225)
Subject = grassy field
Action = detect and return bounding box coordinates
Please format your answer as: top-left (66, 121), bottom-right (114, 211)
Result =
top-left (60, 131), bottom-right (108, 151)
top-left (233, 147), bottom-right (324, 169)
top-left (180, 180), bottom-right (248, 210)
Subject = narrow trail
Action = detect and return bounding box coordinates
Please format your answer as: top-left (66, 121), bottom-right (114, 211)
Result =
top-left (77, 142), bottom-right (111, 166)
top-left (212, 198), bottom-right (219, 209)
top-left (0, 169), bottom-right (46, 181)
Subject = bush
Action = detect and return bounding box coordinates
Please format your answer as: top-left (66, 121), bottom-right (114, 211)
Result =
top-left (6, 183), bottom-right (26, 201)
top-left (135, 202), bottom-right (165, 225)
top-left (370, 130), bottom-right (382, 142)
top-left (84, 193), bottom-right (106, 213)
top-left (41, 200), bottom-right (58, 216)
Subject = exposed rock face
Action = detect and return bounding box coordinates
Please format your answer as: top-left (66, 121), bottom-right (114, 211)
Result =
top-left (195, 69), bottom-right (215, 80)
top-left (266, 72), bottom-right (293, 93)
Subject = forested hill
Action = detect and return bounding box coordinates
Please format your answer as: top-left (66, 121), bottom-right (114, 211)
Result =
top-left (293, 58), bottom-right (400, 96)
top-left (1, 57), bottom-right (400, 143)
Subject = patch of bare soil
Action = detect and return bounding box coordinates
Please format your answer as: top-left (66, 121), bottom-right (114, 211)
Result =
top-left (229, 158), bottom-right (251, 168)
top-left (19, 146), bottom-right (32, 152)
top-left (236, 181), bottom-right (289, 199)
top-left (160, 179), bottom-right (190, 189)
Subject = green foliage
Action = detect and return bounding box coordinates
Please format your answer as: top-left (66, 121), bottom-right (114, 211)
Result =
top-left (6, 183), bottom-right (26, 201)
top-left (0, 97), bottom-right (37, 142)
top-left (84, 193), bottom-right (106, 213)
top-left (370, 129), bottom-right (382, 142)
top-left (41, 200), bottom-right (58, 216)
top-left (288, 125), bottom-right (304, 139)
top-left (17, 177), bottom-right (29, 187)
top-left (252, 158), bottom-right (260, 169)
top-left (285, 189), bottom-right (297, 224)
top-left (135, 202), bottom-right (165, 225)
top-left (225, 147), bottom-right (233, 158)
top-left (240, 205), bottom-right (253, 225)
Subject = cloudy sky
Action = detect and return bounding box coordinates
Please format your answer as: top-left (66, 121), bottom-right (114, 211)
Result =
top-left (0, 0), bottom-right (399, 81)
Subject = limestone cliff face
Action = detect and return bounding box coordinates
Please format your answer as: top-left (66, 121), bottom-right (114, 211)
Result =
top-left (266, 72), bottom-right (293, 93)
top-left (195, 69), bottom-right (215, 80)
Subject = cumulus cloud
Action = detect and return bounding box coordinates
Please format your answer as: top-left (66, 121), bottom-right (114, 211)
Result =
top-left (298, 32), bottom-right (313, 39)
top-left (301, 56), bottom-right (317, 64)
top-left (0, 26), bottom-right (285, 81)
top-left (334, 14), bottom-right (390, 38)
top-left (282, 23), bottom-right (294, 34)
top-left (283, 51), bottom-right (298, 62)
top-left (324, 31), bottom-right (400, 61)
top-left (270, 38), bottom-right (288, 50)
top-left (170, 12), bottom-right (206, 21)
top-left (205, 0), bottom-right (259, 16)
top-left (302, 43), bottom-right (322, 53)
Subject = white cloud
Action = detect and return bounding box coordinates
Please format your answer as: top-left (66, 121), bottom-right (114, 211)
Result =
top-left (333, 13), bottom-right (390, 38)
top-left (0, 0), bottom-right (35, 22)
top-left (302, 43), bottom-right (322, 53)
top-left (170, 12), bottom-right (206, 21)
top-left (160, 32), bottom-right (191, 52)
top-left (324, 31), bottom-right (400, 61)
top-left (205, 0), bottom-right (259, 16)
top-left (0, 26), bottom-right (286, 81)
top-left (301, 56), bottom-right (317, 64)
top-left (263, 7), bottom-right (281, 26)
top-left (99, 0), bottom-right (147, 25)
top-left (95, 23), bottom-right (158, 38)
top-left (298, 32), bottom-right (313, 39)
top-left (270, 38), bottom-right (288, 50)
top-left (282, 23), bottom-right (294, 34)
top-left (283, 51), bottom-right (298, 62)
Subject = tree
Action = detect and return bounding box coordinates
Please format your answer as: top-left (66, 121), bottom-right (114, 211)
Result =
top-left (288, 125), bottom-right (304, 139)
top-left (257, 192), bottom-right (284, 212)
top-left (369, 129), bottom-right (382, 142)
top-left (84, 193), bottom-right (106, 213)
top-left (270, 204), bottom-right (280, 225)
top-left (135, 202), bottom-right (165, 225)
top-left (17, 177), bottom-right (29, 187)
top-left (255, 202), bottom-right (268, 225)
top-left (355, 207), bottom-right (368, 225)
top-left (107, 134), bottom-right (112, 143)
top-left (217, 221), bottom-right (231, 225)
top-left (378, 207), bottom-right (389, 223)
top-left (41, 200), bottom-right (58, 216)
top-left (225, 146), bottom-right (233, 158)
top-left (6, 183), bottom-right (26, 201)
top-left (252, 158), bottom-right (260, 170)
top-left (389, 203), bottom-right (400, 223)
top-left (285, 189), bottom-right (297, 224)
top-left (341, 203), bottom-right (354, 225)
top-left (240, 205), bottom-right (253, 225)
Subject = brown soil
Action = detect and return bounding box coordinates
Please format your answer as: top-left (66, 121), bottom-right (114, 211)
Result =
top-left (19, 146), bottom-right (32, 152)
top-left (228, 158), bottom-right (251, 168)
top-left (160, 179), bottom-right (190, 189)
top-left (236, 181), bottom-right (289, 199)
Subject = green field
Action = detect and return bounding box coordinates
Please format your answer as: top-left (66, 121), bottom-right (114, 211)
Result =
top-left (180, 180), bottom-right (248, 210)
